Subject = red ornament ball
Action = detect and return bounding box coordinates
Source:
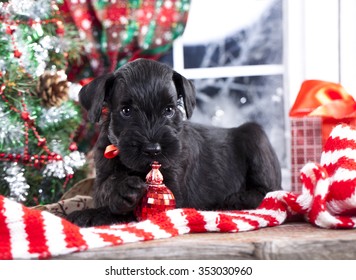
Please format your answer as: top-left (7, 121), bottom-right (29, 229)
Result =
top-left (5, 25), bottom-right (15, 35)
top-left (56, 21), bottom-right (65, 36)
top-left (135, 161), bottom-right (176, 221)
top-left (13, 49), bottom-right (22, 58)
top-left (69, 142), bottom-right (78, 151)
top-left (37, 137), bottom-right (46, 147)
top-left (34, 159), bottom-right (42, 169)
top-left (20, 111), bottom-right (30, 121)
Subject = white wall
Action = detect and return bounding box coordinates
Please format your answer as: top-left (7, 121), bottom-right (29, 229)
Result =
top-left (340, 0), bottom-right (356, 97)
top-left (285, 0), bottom-right (356, 105)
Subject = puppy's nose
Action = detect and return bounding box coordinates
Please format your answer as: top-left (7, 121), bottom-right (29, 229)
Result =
top-left (143, 143), bottom-right (162, 156)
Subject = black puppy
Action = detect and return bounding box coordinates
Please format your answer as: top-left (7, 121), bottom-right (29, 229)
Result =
top-left (67, 58), bottom-right (282, 227)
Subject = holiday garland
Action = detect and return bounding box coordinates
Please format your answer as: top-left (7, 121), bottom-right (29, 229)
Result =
top-left (1, 123), bottom-right (356, 260)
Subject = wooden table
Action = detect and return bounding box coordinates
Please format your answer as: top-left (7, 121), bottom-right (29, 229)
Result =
top-left (54, 223), bottom-right (356, 260)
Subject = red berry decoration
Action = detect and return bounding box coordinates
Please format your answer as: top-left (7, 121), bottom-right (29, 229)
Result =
top-left (37, 137), bottom-right (46, 147)
top-left (135, 161), bottom-right (176, 221)
top-left (5, 25), bottom-right (15, 35)
top-left (56, 21), bottom-right (65, 36)
top-left (69, 142), bottom-right (78, 151)
top-left (13, 49), bottom-right (22, 58)
top-left (20, 111), bottom-right (30, 121)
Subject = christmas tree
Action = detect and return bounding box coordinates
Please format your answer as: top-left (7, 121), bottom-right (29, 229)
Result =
top-left (0, 0), bottom-right (88, 206)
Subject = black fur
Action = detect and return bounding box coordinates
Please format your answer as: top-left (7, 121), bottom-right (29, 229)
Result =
top-left (67, 58), bottom-right (282, 227)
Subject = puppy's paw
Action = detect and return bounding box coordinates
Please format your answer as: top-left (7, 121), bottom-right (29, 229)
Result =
top-left (66, 207), bottom-right (136, 227)
top-left (109, 176), bottom-right (147, 214)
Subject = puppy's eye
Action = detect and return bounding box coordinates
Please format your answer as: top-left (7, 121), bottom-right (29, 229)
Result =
top-left (163, 106), bottom-right (175, 118)
top-left (120, 106), bottom-right (132, 118)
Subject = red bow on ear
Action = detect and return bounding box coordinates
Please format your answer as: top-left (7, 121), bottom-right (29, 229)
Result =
top-left (104, 144), bottom-right (119, 158)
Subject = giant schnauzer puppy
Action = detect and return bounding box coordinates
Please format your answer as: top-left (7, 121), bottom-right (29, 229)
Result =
top-left (67, 58), bottom-right (282, 227)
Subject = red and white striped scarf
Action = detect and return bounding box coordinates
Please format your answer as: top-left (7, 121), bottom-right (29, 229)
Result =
top-left (1, 124), bottom-right (356, 260)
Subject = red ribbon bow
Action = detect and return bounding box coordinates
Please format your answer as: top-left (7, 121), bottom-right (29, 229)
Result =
top-left (104, 144), bottom-right (119, 159)
top-left (289, 80), bottom-right (356, 119)
top-left (289, 80), bottom-right (356, 144)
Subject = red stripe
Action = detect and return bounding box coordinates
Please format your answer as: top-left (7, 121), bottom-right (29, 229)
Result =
top-left (283, 193), bottom-right (307, 214)
top-left (88, 224), bottom-right (124, 245)
top-left (327, 179), bottom-right (356, 201)
top-left (257, 197), bottom-right (287, 212)
top-left (308, 195), bottom-right (326, 224)
top-left (300, 164), bottom-right (327, 196)
top-left (241, 211), bottom-right (282, 227)
top-left (324, 157), bottom-right (356, 176)
top-left (218, 213), bottom-right (260, 232)
top-left (97, 232), bottom-right (123, 245)
top-left (22, 205), bottom-right (50, 258)
top-left (334, 216), bottom-right (355, 229)
top-left (237, 216), bottom-right (260, 229)
top-left (0, 197), bottom-right (12, 260)
top-left (300, 174), bottom-right (315, 195)
top-left (323, 137), bottom-right (356, 153)
top-left (327, 178), bottom-right (356, 201)
top-left (182, 209), bottom-right (207, 233)
top-left (61, 219), bottom-right (88, 251)
top-left (121, 225), bottom-right (155, 241)
top-left (150, 212), bottom-right (179, 237)
top-left (312, 164), bottom-right (328, 181)
top-left (217, 213), bottom-right (239, 232)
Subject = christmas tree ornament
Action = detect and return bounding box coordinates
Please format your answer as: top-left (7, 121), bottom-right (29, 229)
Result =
top-left (36, 70), bottom-right (69, 107)
top-left (69, 142), bottom-right (78, 152)
top-left (13, 49), bottom-right (22, 58)
top-left (135, 161), bottom-right (176, 221)
top-left (37, 137), bottom-right (46, 147)
top-left (56, 20), bottom-right (65, 36)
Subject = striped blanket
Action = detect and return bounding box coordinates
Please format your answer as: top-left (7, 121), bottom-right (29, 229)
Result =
top-left (1, 124), bottom-right (356, 260)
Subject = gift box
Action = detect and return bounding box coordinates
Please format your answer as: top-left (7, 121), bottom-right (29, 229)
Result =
top-left (289, 80), bottom-right (356, 192)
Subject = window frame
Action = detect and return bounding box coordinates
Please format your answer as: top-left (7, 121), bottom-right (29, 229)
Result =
top-left (170, 0), bottom-right (356, 189)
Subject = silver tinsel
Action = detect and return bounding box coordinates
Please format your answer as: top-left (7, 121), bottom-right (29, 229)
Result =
top-left (17, 37), bottom-right (49, 77)
top-left (2, 0), bottom-right (64, 78)
top-left (4, 162), bottom-right (30, 202)
top-left (0, 104), bottom-right (24, 151)
top-left (38, 101), bottom-right (79, 130)
top-left (5, 0), bottom-right (52, 19)
top-left (42, 151), bottom-right (86, 179)
top-left (0, 59), bottom-right (5, 76)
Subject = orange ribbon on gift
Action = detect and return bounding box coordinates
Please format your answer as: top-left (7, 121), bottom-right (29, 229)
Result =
top-left (289, 80), bottom-right (356, 144)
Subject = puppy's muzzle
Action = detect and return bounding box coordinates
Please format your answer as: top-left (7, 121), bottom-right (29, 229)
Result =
top-left (143, 143), bottom-right (162, 157)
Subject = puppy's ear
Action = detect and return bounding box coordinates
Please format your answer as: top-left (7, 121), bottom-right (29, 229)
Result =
top-left (79, 73), bottom-right (114, 123)
top-left (172, 71), bottom-right (196, 119)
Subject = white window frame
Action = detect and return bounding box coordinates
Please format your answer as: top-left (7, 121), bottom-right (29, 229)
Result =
top-left (170, 0), bottom-right (356, 189)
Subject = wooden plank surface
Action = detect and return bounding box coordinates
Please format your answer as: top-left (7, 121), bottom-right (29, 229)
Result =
top-left (54, 223), bottom-right (356, 260)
